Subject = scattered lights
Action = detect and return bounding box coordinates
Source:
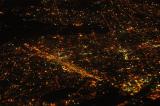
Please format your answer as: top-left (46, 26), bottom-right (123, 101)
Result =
top-left (126, 26), bottom-right (134, 33)
top-left (120, 76), bottom-right (151, 95)
top-left (0, 0), bottom-right (159, 105)
top-left (117, 46), bottom-right (129, 60)
top-left (148, 84), bottom-right (160, 100)
top-left (24, 43), bottom-right (102, 81)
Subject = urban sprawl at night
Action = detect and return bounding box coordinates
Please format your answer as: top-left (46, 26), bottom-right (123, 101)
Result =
top-left (0, 0), bottom-right (159, 106)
